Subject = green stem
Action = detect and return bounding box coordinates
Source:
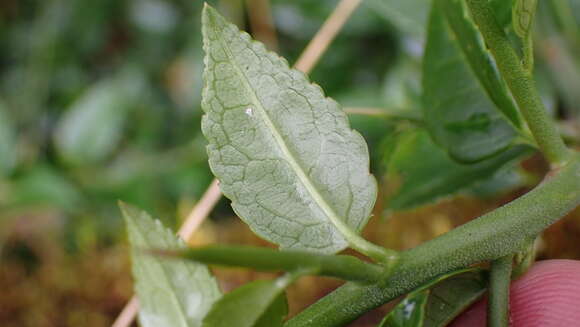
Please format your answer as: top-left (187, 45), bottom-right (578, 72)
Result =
top-left (350, 238), bottom-right (398, 266)
top-left (466, 0), bottom-right (570, 166)
top-left (173, 245), bottom-right (386, 284)
top-left (286, 154), bottom-right (580, 327)
top-left (488, 255), bottom-right (513, 327)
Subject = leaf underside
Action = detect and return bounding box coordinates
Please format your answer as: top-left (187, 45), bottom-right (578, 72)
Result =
top-left (122, 203), bottom-right (221, 327)
top-left (201, 5), bottom-right (377, 254)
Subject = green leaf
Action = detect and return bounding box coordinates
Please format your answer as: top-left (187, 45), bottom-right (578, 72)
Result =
top-left (0, 100), bottom-right (17, 176)
top-left (378, 269), bottom-right (487, 327)
top-left (203, 274), bottom-right (296, 327)
top-left (254, 293), bottom-right (288, 327)
top-left (422, 269), bottom-right (487, 326)
top-left (54, 69), bottom-right (144, 166)
top-left (121, 203), bottom-right (222, 327)
top-left (384, 128), bottom-right (532, 211)
top-left (201, 5), bottom-right (377, 254)
top-left (378, 291), bottom-right (428, 327)
top-left (466, 166), bottom-right (530, 198)
top-left (423, 0), bottom-right (524, 162)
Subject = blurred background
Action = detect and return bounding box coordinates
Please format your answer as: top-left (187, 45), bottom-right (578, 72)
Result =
top-left (1, 0), bottom-right (580, 326)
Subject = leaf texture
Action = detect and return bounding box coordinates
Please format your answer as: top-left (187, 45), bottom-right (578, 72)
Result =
top-left (122, 203), bottom-right (221, 327)
top-left (201, 5), bottom-right (377, 254)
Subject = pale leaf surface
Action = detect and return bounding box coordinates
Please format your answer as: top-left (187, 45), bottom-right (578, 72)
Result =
top-left (122, 203), bottom-right (221, 327)
top-left (201, 5), bottom-right (377, 254)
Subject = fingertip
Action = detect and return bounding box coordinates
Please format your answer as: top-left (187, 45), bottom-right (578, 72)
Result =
top-left (451, 260), bottom-right (580, 327)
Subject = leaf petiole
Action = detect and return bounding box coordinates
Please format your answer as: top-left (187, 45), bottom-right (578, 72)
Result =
top-left (169, 245), bottom-right (390, 284)
top-left (487, 255), bottom-right (514, 327)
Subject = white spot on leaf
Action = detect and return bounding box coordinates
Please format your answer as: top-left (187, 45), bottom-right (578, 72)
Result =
top-left (402, 299), bottom-right (416, 319)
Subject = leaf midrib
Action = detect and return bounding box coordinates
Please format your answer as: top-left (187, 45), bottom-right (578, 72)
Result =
top-left (131, 215), bottom-right (191, 327)
top-left (213, 24), bottom-right (357, 246)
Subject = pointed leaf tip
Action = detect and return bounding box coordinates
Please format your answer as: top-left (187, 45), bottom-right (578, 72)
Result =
top-left (201, 2), bottom-right (222, 27)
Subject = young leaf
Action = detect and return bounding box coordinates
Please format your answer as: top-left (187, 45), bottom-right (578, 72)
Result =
top-left (201, 5), bottom-right (377, 254)
top-left (121, 203), bottom-right (221, 327)
top-left (202, 273), bottom-right (297, 327)
top-left (423, 0), bottom-right (524, 162)
top-left (384, 128), bottom-right (532, 211)
top-left (378, 269), bottom-right (487, 327)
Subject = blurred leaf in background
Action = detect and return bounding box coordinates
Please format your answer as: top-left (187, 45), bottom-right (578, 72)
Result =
top-left (0, 100), bottom-right (17, 176)
top-left (54, 69), bottom-right (145, 166)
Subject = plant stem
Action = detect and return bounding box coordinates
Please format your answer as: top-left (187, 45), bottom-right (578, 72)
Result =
top-left (171, 245), bottom-right (386, 284)
top-left (347, 235), bottom-right (398, 266)
top-left (286, 154), bottom-right (580, 327)
top-left (487, 255), bottom-right (513, 327)
top-left (466, 0), bottom-right (570, 167)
